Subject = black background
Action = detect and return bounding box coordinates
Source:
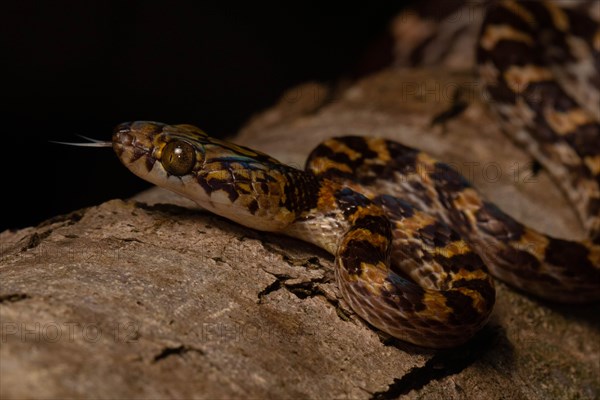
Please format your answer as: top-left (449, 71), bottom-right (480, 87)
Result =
top-left (2, 2), bottom-right (409, 231)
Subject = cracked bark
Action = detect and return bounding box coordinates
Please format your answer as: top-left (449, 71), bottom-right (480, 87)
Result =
top-left (0, 294), bottom-right (30, 304)
top-left (1, 70), bottom-right (599, 399)
top-left (152, 345), bottom-right (205, 363)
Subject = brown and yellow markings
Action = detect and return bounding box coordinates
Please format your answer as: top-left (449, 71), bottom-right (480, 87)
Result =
top-left (148, 145), bottom-right (162, 162)
top-left (345, 227), bottom-right (389, 251)
top-left (415, 152), bottom-right (437, 169)
top-left (480, 24), bottom-right (534, 51)
top-left (309, 156), bottom-right (353, 175)
top-left (365, 138), bottom-right (392, 163)
top-left (510, 228), bottom-right (549, 261)
top-left (231, 168), bottom-right (251, 181)
top-left (359, 262), bottom-right (390, 294)
top-left (235, 182), bottom-right (252, 194)
top-left (316, 181), bottom-right (343, 212)
top-left (420, 292), bottom-right (453, 321)
top-left (503, 65), bottom-right (554, 93)
top-left (432, 239), bottom-right (471, 259)
top-left (151, 136), bottom-right (168, 159)
top-left (544, 107), bottom-right (595, 136)
top-left (586, 241), bottom-right (600, 267)
top-left (400, 211), bottom-right (438, 235)
top-left (411, 152), bottom-right (438, 185)
top-left (583, 155), bottom-right (600, 176)
top-left (500, 0), bottom-right (537, 29)
top-left (152, 131), bottom-right (167, 148)
top-left (324, 139), bottom-right (365, 161)
top-left (455, 285), bottom-right (492, 316)
top-left (250, 169), bottom-right (267, 182)
top-left (452, 188), bottom-right (484, 215)
top-left (408, 263), bottom-right (448, 287)
top-left (451, 268), bottom-right (489, 283)
top-left (204, 169), bottom-right (232, 183)
top-left (542, 0), bottom-right (569, 32)
top-left (348, 202), bottom-right (386, 222)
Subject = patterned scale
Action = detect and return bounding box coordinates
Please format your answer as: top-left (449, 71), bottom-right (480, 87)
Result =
top-left (477, 0), bottom-right (600, 242)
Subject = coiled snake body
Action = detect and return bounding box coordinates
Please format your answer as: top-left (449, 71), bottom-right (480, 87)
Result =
top-left (101, 2), bottom-right (600, 348)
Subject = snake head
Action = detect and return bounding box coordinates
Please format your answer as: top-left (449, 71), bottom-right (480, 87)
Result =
top-left (112, 121), bottom-right (298, 231)
top-left (112, 121), bottom-right (208, 193)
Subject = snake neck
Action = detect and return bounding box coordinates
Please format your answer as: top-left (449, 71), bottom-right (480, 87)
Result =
top-left (192, 163), bottom-right (323, 233)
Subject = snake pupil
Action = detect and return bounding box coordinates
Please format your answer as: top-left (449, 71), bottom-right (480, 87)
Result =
top-left (161, 140), bottom-right (195, 176)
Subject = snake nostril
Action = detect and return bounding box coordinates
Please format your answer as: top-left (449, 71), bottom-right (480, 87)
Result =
top-left (113, 122), bottom-right (132, 134)
top-left (112, 122), bottom-right (134, 146)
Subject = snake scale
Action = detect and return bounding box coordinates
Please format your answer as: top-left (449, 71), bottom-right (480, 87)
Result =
top-left (68, 1), bottom-right (600, 348)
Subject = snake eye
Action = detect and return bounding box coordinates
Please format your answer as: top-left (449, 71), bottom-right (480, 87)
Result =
top-left (161, 140), bottom-right (196, 176)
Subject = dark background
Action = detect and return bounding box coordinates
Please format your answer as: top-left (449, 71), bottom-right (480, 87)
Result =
top-left (2, 2), bottom-right (409, 231)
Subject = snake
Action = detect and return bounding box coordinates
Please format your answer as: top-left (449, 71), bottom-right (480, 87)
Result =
top-left (60, 1), bottom-right (600, 348)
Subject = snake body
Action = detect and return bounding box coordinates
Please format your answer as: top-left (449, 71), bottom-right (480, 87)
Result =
top-left (108, 1), bottom-right (599, 348)
top-left (477, 0), bottom-right (600, 243)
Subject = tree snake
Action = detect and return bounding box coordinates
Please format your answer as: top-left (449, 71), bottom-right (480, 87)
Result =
top-left (64, 1), bottom-right (600, 348)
